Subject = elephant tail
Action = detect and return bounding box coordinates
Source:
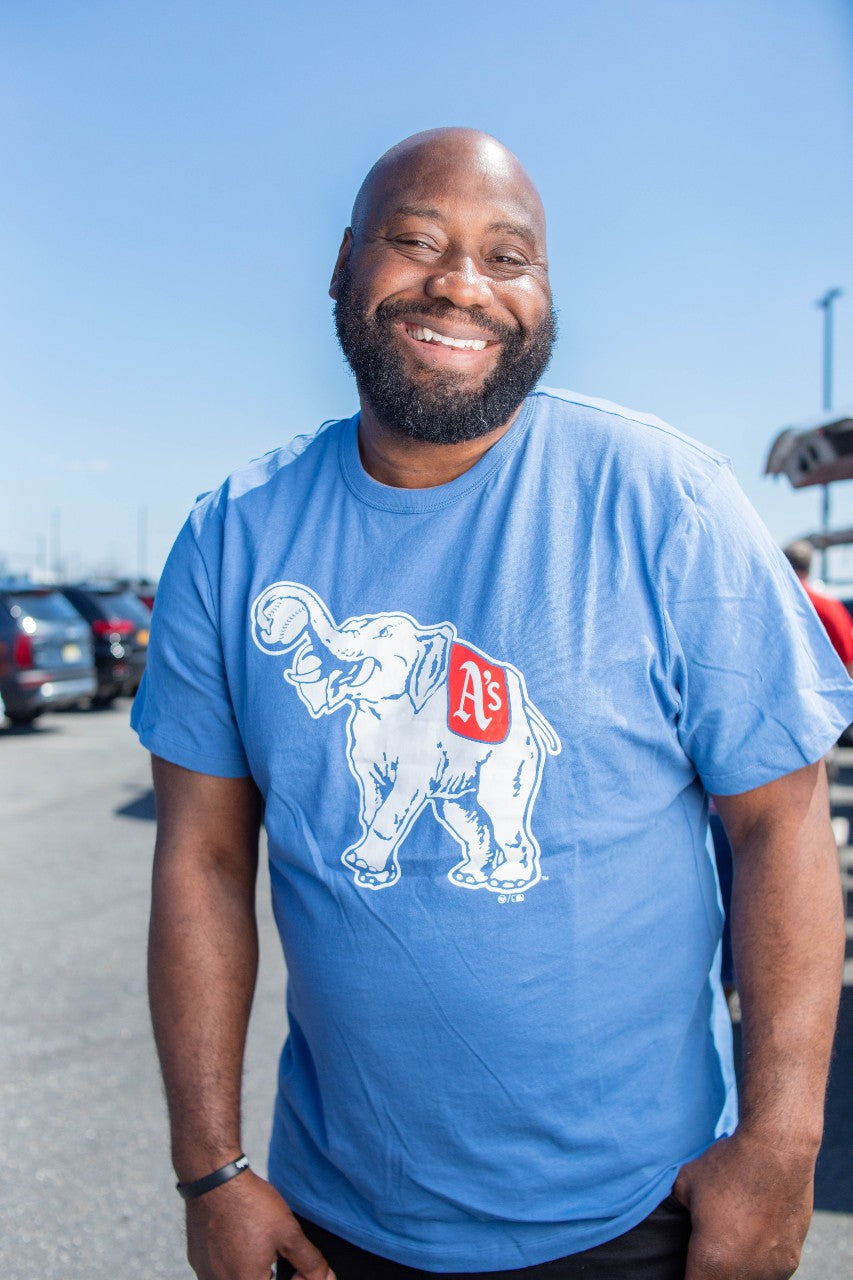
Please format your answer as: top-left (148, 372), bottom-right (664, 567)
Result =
top-left (527, 703), bottom-right (562, 756)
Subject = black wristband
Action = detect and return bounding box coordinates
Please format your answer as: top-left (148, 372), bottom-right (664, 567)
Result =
top-left (176, 1154), bottom-right (250, 1200)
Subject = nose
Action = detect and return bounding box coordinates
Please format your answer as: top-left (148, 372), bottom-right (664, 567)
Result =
top-left (424, 253), bottom-right (493, 309)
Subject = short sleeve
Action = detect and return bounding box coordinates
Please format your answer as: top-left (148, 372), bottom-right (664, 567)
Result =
top-left (131, 517), bottom-right (250, 777)
top-left (662, 463), bottom-right (853, 794)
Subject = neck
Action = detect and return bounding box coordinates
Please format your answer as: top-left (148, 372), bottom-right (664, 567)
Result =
top-left (356, 401), bottom-right (523, 489)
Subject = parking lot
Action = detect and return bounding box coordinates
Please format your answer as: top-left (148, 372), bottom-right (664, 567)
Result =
top-left (1, 705), bottom-right (284, 1277)
top-left (2, 706), bottom-right (852, 1278)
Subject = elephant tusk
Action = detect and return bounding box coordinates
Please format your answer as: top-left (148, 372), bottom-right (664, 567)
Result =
top-left (287, 653), bottom-right (377, 702)
top-left (347, 657), bottom-right (377, 689)
top-left (285, 639), bottom-right (322, 683)
top-left (288, 665), bottom-right (322, 684)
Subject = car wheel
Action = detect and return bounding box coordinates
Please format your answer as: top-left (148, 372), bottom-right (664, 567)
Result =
top-left (8, 709), bottom-right (43, 725)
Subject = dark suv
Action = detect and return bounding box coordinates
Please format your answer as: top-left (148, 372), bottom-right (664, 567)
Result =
top-left (0, 582), bottom-right (97, 724)
top-left (59, 584), bottom-right (152, 704)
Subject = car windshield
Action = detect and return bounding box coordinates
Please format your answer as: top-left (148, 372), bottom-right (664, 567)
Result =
top-left (3, 591), bottom-right (82, 622)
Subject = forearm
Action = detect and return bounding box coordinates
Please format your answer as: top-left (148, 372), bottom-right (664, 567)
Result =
top-left (148, 815), bottom-right (261, 1179)
top-left (727, 767), bottom-right (844, 1154)
top-left (675, 767), bottom-right (844, 1278)
top-left (145, 761), bottom-right (331, 1280)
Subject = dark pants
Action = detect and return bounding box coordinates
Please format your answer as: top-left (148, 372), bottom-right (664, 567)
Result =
top-left (277, 1197), bottom-right (691, 1279)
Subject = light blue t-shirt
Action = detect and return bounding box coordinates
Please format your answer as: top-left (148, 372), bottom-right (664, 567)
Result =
top-left (133, 388), bottom-right (853, 1271)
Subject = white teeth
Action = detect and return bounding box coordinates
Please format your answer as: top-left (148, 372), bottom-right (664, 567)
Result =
top-left (407, 325), bottom-right (487, 351)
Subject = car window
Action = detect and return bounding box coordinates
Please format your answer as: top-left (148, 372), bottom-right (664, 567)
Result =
top-left (91, 591), bottom-right (152, 624)
top-left (2, 591), bottom-right (82, 622)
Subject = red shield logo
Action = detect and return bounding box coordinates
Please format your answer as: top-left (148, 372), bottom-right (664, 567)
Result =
top-left (447, 643), bottom-right (510, 744)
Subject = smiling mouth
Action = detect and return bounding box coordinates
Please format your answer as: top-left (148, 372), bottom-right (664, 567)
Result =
top-left (404, 323), bottom-right (490, 352)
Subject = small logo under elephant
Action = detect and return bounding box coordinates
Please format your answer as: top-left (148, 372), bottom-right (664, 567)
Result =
top-left (251, 582), bottom-right (561, 895)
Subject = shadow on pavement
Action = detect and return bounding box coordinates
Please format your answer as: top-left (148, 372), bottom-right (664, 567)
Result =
top-left (116, 788), bottom-right (156, 821)
top-left (0, 720), bottom-right (61, 737)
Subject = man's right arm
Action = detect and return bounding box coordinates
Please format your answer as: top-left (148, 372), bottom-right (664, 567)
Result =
top-left (148, 755), bottom-right (334, 1280)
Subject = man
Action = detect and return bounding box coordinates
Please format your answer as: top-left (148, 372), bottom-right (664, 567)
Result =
top-left (783, 539), bottom-right (853, 674)
top-left (133, 129), bottom-right (853, 1280)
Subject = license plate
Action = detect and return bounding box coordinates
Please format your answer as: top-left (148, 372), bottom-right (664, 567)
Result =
top-left (137, 629), bottom-right (149, 646)
top-left (62, 643), bottom-right (82, 662)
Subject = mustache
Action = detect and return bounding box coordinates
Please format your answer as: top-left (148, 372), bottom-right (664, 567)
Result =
top-left (374, 298), bottom-right (519, 343)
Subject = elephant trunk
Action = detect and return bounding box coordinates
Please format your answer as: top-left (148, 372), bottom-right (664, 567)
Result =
top-left (253, 582), bottom-right (363, 663)
top-left (253, 583), bottom-right (332, 654)
top-left (291, 594), bottom-right (363, 663)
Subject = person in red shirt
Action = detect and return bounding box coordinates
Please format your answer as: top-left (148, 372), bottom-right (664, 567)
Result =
top-left (783, 540), bottom-right (853, 674)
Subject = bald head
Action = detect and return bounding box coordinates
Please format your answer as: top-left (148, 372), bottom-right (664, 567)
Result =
top-left (350, 128), bottom-right (547, 253)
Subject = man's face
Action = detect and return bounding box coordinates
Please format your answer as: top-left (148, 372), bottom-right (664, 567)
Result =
top-left (331, 152), bottom-right (556, 444)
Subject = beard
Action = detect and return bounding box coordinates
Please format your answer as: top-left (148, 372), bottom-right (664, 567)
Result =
top-left (334, 262), bottom-right (557, 445)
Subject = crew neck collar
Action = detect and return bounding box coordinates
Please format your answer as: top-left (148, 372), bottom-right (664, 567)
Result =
top-left (338, 397), bottom-right (535, 514)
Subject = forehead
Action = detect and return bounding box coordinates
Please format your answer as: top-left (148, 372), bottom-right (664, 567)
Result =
top-left (362, 143), bottom-right (546, 248)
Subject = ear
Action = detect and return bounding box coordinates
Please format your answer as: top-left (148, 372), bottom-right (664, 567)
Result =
top-left (407, 626), bottom-right (453, 712)
top-left (329, 228), bottom-right (353, 300)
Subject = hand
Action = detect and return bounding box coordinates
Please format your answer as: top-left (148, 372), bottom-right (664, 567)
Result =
top-left (185, 1169), bottom-right (336, 1280)
top-left (673, 1130), bottom-right (815, 1279)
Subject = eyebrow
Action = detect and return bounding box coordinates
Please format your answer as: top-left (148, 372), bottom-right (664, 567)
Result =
top-left (486, 220), bottom-right (538, 248)
top-left (390, 204), bottom-right (446, 222)
top-left (388, 205), bottom-right (539, 248)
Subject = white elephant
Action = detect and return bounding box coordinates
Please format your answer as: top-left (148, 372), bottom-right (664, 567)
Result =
top-left (251, 582), bottom-right (561, 894)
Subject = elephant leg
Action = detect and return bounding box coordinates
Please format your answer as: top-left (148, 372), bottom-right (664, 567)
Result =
top-left (477, 752), bottom-right (543, 892)
top-left (435, 797), bottom-right (496, 889)
top-left (341, 782), bottom-right (424, 889)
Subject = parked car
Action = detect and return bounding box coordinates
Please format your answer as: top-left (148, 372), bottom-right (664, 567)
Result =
top-left (59, 583), bottom-right (151, 704)
top-left (0, 581), bottom-right (97, 724)
top-left (116, 577), bottom-right (158, 612)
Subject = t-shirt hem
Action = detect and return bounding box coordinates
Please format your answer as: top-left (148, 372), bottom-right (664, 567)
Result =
top-left (269, 1171), bottom-right (679, 1272)
top-left (133, 724), bottom-right (250, 778)
top-left (700, 716), bottom-right (853, 795)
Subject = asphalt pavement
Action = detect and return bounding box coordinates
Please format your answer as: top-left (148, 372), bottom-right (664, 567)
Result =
top-left (1, 705), bottom-right (285, 1277)
top-left (1, 706), bottom-right (851, 1278)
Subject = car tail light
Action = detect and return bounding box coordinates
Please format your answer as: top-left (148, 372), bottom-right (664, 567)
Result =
top-left (92, 619), bottom-right (135, 638)
top-left (13, 633), bottom-right (34, 668)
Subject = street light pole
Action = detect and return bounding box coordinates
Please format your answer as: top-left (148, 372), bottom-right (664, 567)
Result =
top-left (816, 287), bottom-right (844, 579)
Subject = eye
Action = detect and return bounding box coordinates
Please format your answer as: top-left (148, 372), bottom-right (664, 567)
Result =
top-left (390, 236), bottom-right (438, 253)
top-left (489, 249), bottom-right (528, 269)
top-left (377, 626), bottom-right (391, 638)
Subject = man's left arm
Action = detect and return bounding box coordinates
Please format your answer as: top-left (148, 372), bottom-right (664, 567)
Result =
top-left (674, 760), bottom-right (844, 1280)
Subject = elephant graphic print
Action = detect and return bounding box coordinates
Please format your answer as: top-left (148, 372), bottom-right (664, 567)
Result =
top-left (251, 583), bottom-right (561, 894)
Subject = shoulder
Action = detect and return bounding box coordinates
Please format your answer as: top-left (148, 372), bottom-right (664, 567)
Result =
top-left (529, 385), bottom-right (725, 466)
top-left (188, 415), bottom-right (351, 539)
top-left (526, 385), bottom-right (732, 517)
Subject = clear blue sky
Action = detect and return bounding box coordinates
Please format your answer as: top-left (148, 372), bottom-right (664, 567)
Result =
top-left (2, 0), bottom-right (852, 580)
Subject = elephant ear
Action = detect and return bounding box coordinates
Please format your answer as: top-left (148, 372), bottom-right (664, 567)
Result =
top-left (407, 625), bottom-right (453, 712)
